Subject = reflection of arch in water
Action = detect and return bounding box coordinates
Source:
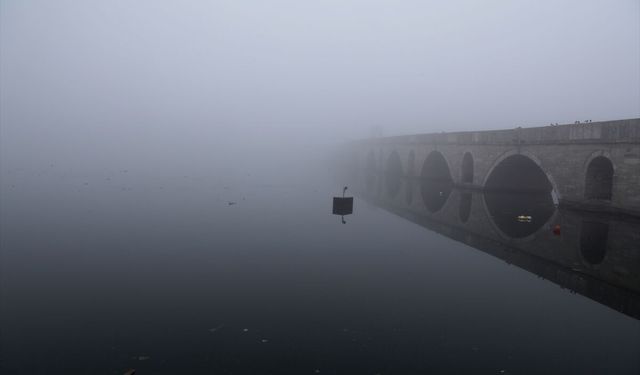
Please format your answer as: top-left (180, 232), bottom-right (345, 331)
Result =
top-left (385, 151), bottom-right (402, 198)
top-left (365, 151), bottom-right (376, 193)
top-left (406, 151), bottom-right (415, 205)
top-left (580, 221), bottom-right (608, 265)
top-left (461, 152), bottom-right (474, 184)
top-left (420, 151), bottom-right (453, 213)
top-left (458, 192), bottom-right (472, 223)
top-left (483, 153), bottom-right (556, 239)
top-left (584, 154), bottom-right (614, 200)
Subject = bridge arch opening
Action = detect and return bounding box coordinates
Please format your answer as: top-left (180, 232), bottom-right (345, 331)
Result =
top-left (580, 221), bottom-right (608, 265)
top-left (461, 152), bottom-right (474, 184)
top-left (376, 149), bottom-right (384, 196)
top-left (385, 151), bottom-right (403, 198)
top-left (366, 150), bottom-right (376, 193)
top-left (420, 151), bottom-right (453, 213)
top-left (485, 154), bottom-right (552, 193)
top-left (585, 156), bottom-right (614, 200)
top-left (406, 151), bottom-right (415, 205)
top-left (348, 151), bottom-right (361, 181)
top-left (484, 154), bottom-right (555, 238)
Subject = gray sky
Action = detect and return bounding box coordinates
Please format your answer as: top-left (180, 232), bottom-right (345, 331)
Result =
top-left (1, 0), bottom-right (639, 173)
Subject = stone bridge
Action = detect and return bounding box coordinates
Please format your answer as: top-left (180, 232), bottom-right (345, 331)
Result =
top-left (337, 118), bottom-right (640, 319)
top-left (343, 118), bottom-right (640, 216)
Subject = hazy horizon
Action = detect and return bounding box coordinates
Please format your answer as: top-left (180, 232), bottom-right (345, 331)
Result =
top-left (2, 0), bottom-right (639, 174)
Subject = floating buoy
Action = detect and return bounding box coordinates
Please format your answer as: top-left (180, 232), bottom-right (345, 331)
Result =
top-left (333, 186), bottom-right (353, 224)
top-left (553, 224), bottom-right (561, 236)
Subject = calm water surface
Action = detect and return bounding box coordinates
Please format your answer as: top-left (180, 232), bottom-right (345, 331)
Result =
top-left (1, 167), bottom-right (639, 374)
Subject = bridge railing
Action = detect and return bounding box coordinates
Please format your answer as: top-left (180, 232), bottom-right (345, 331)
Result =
top-left (359, 118), bottom-right (640, 146)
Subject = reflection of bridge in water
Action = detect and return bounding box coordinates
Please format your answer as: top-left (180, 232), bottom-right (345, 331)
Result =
top-left (340, 119), bottom-right (640, 319)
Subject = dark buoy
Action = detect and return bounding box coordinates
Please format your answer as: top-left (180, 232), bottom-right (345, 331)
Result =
top-left (333, 186), bottom-right (353, 224)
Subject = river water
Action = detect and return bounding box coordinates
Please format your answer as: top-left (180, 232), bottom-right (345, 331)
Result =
top-left (1, 165), bottom-right (639, 374)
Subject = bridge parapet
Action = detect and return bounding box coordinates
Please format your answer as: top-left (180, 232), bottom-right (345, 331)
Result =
top-left (367, 118), bottom-right (640, 146)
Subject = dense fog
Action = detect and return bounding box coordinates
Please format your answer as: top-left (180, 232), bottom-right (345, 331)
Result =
top-left (2, 3), bottom-right (640, 374)
top-left (1, 0), bottom-right (639, 178)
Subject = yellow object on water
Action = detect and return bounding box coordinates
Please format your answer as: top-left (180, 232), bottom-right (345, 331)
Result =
top-left (516, 215), bottom-right (532, 222)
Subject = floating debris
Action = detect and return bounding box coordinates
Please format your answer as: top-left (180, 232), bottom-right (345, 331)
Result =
top-left (261, 338), bottom-right (269, 343)
top-left (242, 328), bottom-right (249, 332)
top-left (516, 215), bottom-right (532, 222)
top-left (209, 324), bottom-right (225, 333)
top-left (123, 369), bottom-right (136, 375)
top-left (228, 202), bottom-right (237, 206)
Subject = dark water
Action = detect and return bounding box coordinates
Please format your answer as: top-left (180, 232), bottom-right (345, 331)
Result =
top-left (1, 167), bottom-right (639, 374)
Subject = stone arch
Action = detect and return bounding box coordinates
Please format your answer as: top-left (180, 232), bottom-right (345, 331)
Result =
top-left (385, 151), bottom-right (403, 198)
top-left (365, 150), bottom-right (376, 193)
top-left (376, 148), bottom-right (384, 196)
top-left (405, 150), bottom-right (415, 205)
top-left (348, 150), bottom-right (361, 181)
top-left (461, 152), bottom-right (474, 184)
top-left (485, 154), bottom-right (552, 193)
top-left (482, 151), bottom-right (556, 239)
top-left (420, 150), bottom-right (453, 213)
top-left (406, 150), bottom-right (416, 177)
top-left (482, 149), bottom-right (561, 199)
top-left (584, 152), bottom-right (614, 200)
